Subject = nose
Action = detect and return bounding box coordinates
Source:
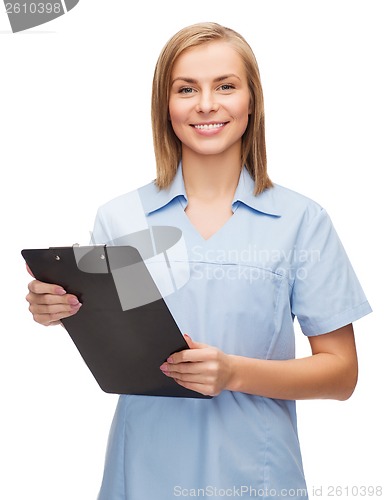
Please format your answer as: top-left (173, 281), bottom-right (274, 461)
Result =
top-left (195, 90), bottom-right (219, 113)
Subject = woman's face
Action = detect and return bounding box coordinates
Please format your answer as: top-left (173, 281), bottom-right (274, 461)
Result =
top-left (168, 41), bottom-right (251, 160)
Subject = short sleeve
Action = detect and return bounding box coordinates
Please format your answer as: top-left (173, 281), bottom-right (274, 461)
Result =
top-left (89, 189), bottom-right (150, 246)
top-left (291, 208), bottom-right (372, 336)
top-left (90, 208), bottom-right (111, 245)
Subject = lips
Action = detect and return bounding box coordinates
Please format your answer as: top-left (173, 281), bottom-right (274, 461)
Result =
top-left (192, 122), bottom-right (228, 130)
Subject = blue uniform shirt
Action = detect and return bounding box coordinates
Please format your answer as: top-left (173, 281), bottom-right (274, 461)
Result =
top-left (94, 164), bottom-right (371, 500)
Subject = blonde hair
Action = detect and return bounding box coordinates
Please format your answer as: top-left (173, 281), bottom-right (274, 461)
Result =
top-left (151, 22), bottom-right (272, 194)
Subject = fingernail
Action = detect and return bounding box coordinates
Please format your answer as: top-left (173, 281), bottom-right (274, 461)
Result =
top-left (69, 297), bottom-right (79, 306)
top-left (56, 287), bottom-right (66, 295)
top-left (167, 357), bottom-right (173, 364)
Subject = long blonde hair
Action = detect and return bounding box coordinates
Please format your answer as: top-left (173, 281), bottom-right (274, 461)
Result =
top-left (151, 22), bottom-right (272, 194)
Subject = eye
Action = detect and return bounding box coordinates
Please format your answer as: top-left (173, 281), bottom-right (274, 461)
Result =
top-left (218, 84), bottom-right (235, 91)
top-left (179, 87), bottom-right (195, 94)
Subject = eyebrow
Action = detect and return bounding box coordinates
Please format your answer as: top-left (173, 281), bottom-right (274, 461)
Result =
top-left (171, 74), bottom-right (241, 86)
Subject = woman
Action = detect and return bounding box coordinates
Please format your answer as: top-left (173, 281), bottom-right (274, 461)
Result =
top-left (26, 22), bottom-right (371, 499)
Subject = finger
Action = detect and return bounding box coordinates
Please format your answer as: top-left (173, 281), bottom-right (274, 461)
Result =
top-left (160, 363), bottom-right (218, 396)
top-left (168, 334), bottom-right (211, 364)
top-left (172, 378), bottom-right (211, 397)
top-left (160, 360), bottom-right (203, 376)
top-left (29, 302), bottom-right (82, 316)
top-left (166, 371), bottom-right (205, 384)
top-left (26, 264), bottom-right (35, 278)
top-left (168, 345), bottom-right (217, 365)
top-left (33, 309), bottom-right (80, 326)
top-left (167, 349), bottom-right (203, 364)
top-left (28, 280), bottom-right (67, 296)
top-left (160, 366), bottom-right (205, 386)
top-left (26, 291), bottom-right (80, 307)
top-left (184, 334), bottom-right (209, 350)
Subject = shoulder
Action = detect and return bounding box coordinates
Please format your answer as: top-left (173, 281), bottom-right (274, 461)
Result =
top-left (255, 182), bottom-right (327, 226)
top-left (268, 184), bottom-right (339, 253)
top-left (94, 179), bottom-right (157, 240)
top-left (272, 182), bottom-right (323, 211)
top-left (97, 178), bottom-right (157, 218)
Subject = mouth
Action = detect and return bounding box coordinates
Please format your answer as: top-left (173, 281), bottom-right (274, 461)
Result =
top-left (191, 122), bottom-right (228, 130)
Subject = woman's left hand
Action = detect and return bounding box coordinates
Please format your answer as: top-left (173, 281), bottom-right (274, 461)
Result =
top-left (160, 334), bottom-right (233, 397)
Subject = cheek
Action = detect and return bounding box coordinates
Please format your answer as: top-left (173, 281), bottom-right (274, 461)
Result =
top-left (168, 98), bottom-right (184, 125)
top-left (168, 102), bottom-right (193, 144)
top-left (231, 98), bottom-right (251, 133)
top-left (168, 105), bottom-right (185, 142)
top-left (237, 96), bottom-right (252, 120)
top-left (168, 112), bottom-right (181, 135)
top-left (234, 99), bottom-right (251, 137)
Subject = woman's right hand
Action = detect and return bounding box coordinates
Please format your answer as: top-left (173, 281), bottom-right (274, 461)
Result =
top-left (26, 277), bottom-right (82, 326)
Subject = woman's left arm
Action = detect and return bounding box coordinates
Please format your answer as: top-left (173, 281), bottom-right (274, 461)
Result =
top-left (160, 324), bottom-right (358, 400)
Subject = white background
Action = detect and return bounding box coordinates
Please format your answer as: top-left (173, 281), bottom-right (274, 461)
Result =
top-left (1, 1), bottom-right (382, 499)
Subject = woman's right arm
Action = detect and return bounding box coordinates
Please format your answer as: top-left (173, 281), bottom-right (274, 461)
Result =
top-left (26, 274), bottom-right (82, 326)
top-left (25, 205), bottom-right (109, 326)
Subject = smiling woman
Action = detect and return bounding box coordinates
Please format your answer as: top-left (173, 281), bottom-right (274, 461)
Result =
top-left (168, 42), bottom-right (251, 162)
top-left (166, 41), bottom-right (255, 239)
top-left (24, 21), bottom-right (372, 500)
top-left (151, 23), bottom-right (271, 195)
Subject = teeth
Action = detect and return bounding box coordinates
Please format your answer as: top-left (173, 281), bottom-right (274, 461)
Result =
top-left (194, 123), bottom-right (224, 130)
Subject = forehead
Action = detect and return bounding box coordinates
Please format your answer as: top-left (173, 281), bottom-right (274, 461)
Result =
top-left (171, 41), bottom-right (246, 80)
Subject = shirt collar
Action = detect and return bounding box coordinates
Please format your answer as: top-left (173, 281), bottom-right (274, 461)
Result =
top-left (233, 167), bottom-right (282, 217)
top-left (143, 163), bottom-right (282, 217)
top-left (143, 163), bottom-right (187, 215)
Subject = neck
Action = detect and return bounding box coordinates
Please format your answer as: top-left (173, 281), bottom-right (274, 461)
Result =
top-left (181, 145), bottom-right (242, 200)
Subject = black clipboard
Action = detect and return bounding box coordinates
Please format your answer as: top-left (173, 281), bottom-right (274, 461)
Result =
top-left (22, 245), bottom-right (210, 399)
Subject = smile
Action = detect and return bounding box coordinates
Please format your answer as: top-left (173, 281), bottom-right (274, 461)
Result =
top-left (193, 122), bottom-right (226, 130)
